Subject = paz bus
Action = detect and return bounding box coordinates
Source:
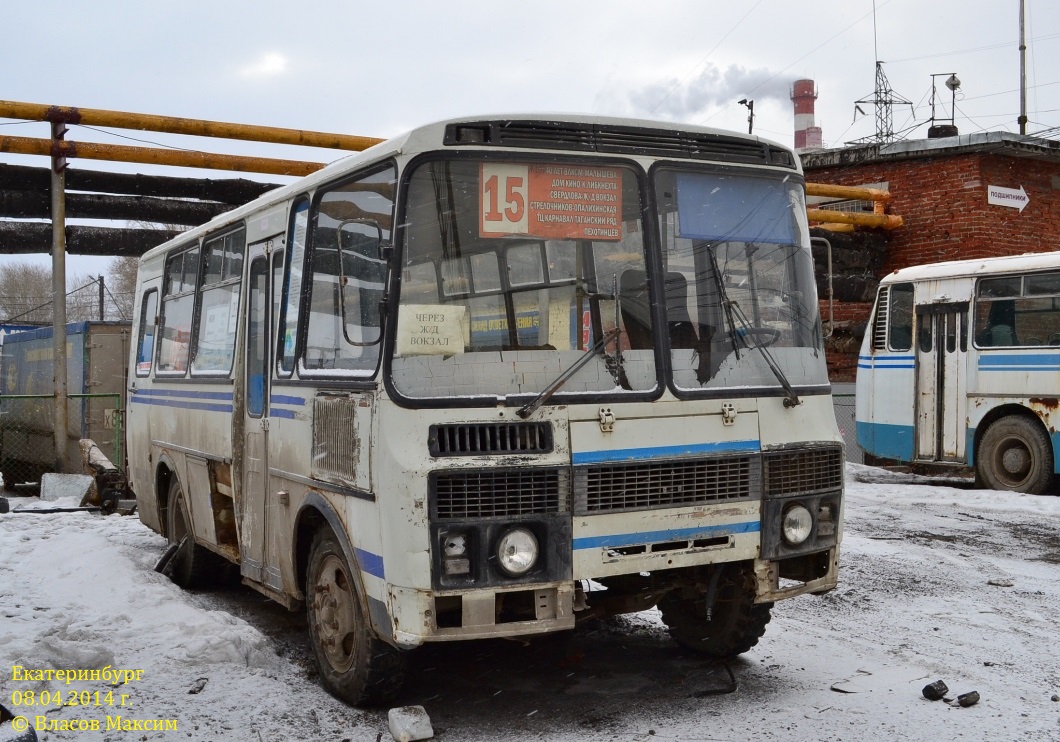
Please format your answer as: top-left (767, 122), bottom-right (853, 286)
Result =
top-left (856, 250), bottom-right (1060, 494)
top-left (127, 114), bottom-right (845, 705)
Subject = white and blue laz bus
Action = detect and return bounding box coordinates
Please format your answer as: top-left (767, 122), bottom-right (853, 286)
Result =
top-left (128, 114), bottom-right (844, 705)
top-left (856, 251), bottom-right (1060, 494)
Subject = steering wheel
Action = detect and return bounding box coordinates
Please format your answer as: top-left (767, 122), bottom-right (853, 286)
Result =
top-left (1049, 333), bottom-right (1060, 346)
top-left (738, 326), bottom-right (781, 348)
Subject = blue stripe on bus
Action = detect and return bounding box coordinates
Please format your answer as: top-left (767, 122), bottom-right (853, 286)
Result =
top-left (571, 439), bottom-right (759, 465)
top-left (133, 388), bottom-right (234, 400)
top-left (573, 521), bottom-right (760, 550)
top-left (856, 420), bottom-right (914, 462)
top-left (270, 394), bottom-right (306, 406)
top-left (858, 354), bottom-right (915, 369)
top-left (129, 396), bottom-right (233, 414)
top-left (355, 548), bottom-right (385, 579)
top-left (131, 389), bottom-right (304, 416)
top-left (978, 353), bottom-right (1060, 371)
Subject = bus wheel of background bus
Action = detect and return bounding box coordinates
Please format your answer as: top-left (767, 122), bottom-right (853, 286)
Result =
top-left (976, 416), bottom-right (1054, 495)
top-left (657, 564), bottom-right (773, 658)
top-left (165, 477), bottom-right (221, 589)
top-left (306, 529), bottom-right (405, 706)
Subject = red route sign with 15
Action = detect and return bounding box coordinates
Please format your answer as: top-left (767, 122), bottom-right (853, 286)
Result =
top-left (479, 163), bottom-right (622, 242)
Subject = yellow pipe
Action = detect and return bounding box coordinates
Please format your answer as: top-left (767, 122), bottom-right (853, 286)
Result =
top-left (806, 182), bottom-right (891, 202)
top-left (807, 208), bottom-right (903, 229)
top-left (0, 135), bottom-right (325, 177)
top-left (815, 223), bottom-right (856, 233)
top-left (0, 99), bottom-right (384, 152)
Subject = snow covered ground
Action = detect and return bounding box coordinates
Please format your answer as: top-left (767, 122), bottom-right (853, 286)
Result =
top-left (1, 464), bottom-right (1058, 741)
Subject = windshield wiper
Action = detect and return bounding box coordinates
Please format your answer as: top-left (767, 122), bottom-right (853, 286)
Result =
top-left (517, 327), bottom-right (621, 419)
top-left (727, 300), bottom-right (801, 408)
top-left (705, 247), bottom-right (742, 361)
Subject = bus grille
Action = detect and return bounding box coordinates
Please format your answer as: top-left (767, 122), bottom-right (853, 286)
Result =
top-left (431, 468), bottom-right (568, 519)
top-left (312, 395), bottom-right (359, 484)
top-left (763, 447), bottom-right (844, 496)
top-left (573, 455), bottom-right (758, 515)
top-left (429, 422), bottom-right (553, 457)
top-left (871, 286), bottom-right (890, 350)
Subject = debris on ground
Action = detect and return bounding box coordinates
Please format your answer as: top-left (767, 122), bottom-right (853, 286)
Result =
top-left (39, 473), bottom-right (94, 502)
top-left (922, 680), bottom-right (948, 701)
top-left (388, 705), bottom-right (434, 742)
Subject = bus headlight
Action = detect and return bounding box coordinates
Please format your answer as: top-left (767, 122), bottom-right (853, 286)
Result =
top-left (442, 532), bottom-right (470, 576)
top-left (781, 504), bottom-right (813, 545)
top-left (496, 527), bottom-right (539, 576)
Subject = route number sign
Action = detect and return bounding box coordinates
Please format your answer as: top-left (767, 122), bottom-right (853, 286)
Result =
top-left (479, 163), bottom-right (622, 241)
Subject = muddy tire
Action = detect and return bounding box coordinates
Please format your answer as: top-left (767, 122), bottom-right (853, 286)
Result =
top-left (976, 416), bottom-right (1054, 495)
top-left (306, 529), bottom-right (406, 706)
top-left (165, 476), bottom-right (224, 588)
top-left (658, 565), bottom-right (773, 658)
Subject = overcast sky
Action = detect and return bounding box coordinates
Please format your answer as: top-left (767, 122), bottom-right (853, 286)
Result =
top-left (2, 0), bottom-right (1058, 279)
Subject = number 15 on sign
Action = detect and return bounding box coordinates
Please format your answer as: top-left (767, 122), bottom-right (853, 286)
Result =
top-left (481, 163), bottom-right (529, 236)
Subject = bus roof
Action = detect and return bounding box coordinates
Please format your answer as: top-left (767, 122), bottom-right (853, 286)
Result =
top-left (139, 113), bottom-right (799, 264)
top-left (880, 250), bottom-right (1060, 285)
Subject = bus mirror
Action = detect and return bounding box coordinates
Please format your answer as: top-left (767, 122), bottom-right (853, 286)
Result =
top-left (337, 219), bottom-right (384, 260)
top-left (336, 219), bottom-right (386, 347)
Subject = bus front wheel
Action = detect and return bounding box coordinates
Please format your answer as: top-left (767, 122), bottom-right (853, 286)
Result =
top-left (976, 416), bottom-right (1054, 495)
top-left (658, 565), bottom-right (773, 658)
top-left (305, 529), bottom-right (405, 706)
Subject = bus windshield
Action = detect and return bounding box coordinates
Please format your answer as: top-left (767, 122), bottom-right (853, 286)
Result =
top-left (655, 168), bottom-right (827, 392)
top-left (392, 158), bottom-right (656, 402)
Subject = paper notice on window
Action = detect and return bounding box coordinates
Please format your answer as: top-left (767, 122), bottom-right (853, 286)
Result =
top-left (396, 304), bottom-right (469, 356)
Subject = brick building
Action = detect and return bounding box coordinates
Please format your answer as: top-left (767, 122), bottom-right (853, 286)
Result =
top-left (801, 131), bottom-right (1060, 379)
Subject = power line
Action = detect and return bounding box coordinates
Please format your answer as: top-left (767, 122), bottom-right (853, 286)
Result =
top-left (887, 32), bottom-right (1060, 64)
top-left (700, 0), bottom-right (897, 126)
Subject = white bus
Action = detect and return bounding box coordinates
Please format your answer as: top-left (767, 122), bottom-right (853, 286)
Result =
top-left (856, 251), bottom-right (1060, 494)
top-left (127, 114), bottom-right (845, 705)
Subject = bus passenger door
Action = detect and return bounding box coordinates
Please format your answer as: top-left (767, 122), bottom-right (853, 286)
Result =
top-left (241, 241), bottom-right (275, 587)
top-left (914, 302), bottom-right (968, 462)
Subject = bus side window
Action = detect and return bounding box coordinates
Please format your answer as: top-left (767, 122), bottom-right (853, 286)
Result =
top-left (135, 289), bottom-right (158, 377)
top-left (886, 283), bottom-right (913, 351)
top-left (302, 165), bottom-right (395, 374)
top-left (192, 228), bottom-right (245, 375)
top-left (157, 245), bottom-right (199, 375)
top-left (917, 313), bottom-right (932, 352)
top-left (278, 197), bottom-right (310, 376)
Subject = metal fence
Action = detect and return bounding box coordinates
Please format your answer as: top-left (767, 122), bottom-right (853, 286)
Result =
top-left (832, 392), bottom-right (863, 464)
top-left (0, 393), bottom-right (123, 487)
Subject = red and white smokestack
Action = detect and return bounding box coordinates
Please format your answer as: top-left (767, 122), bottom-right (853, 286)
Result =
top-left (791, 79), bottom-right (823, 153)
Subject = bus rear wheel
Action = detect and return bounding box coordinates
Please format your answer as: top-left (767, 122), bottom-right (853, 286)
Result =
top-left (305, 529), bottom-right (405, 706)
top-left (658, 565), bottom-right (773, 658)
top-left (165, 477), bottom-right (222, 588)
top-left (976, 416), bottom-right (1054, 495)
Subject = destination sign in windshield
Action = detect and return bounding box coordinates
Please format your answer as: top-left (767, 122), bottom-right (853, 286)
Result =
top-left (479, 163), bottom-right (622, 241)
